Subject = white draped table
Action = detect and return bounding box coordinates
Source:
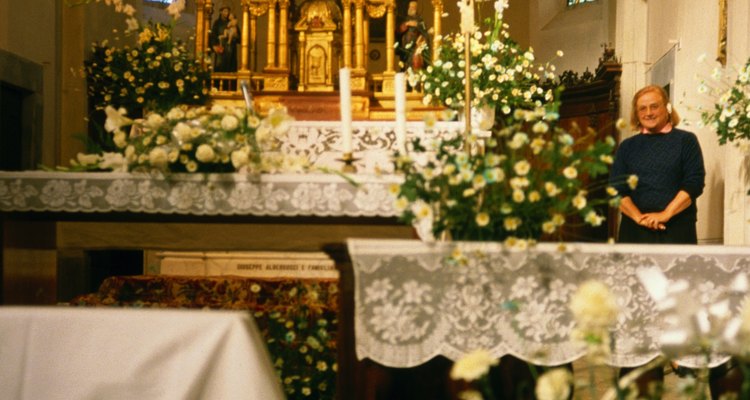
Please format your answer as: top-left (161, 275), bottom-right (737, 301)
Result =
top-left (0, 306), bottom-right (284, 399)
top-left (0, 171), bottom-right (400, 217)
top-left (347, 239), bottom-right (750, 369)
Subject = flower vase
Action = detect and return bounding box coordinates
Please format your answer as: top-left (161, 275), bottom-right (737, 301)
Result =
top-left (459, 105), bottom-right (496, 136)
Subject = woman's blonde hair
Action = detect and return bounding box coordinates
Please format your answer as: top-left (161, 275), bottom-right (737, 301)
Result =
top-left (629, 85), bottom-right (680, 130)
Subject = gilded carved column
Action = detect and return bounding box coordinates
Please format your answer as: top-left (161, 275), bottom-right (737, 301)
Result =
top-left (250, 14), bottom-right (258, 71)
top-left (248, 1), bottom-right (268, 72)
top-left (195, 0), bottom-right (206, 56)
top-left (363, 16), bottom-right (369, 67)
top-left (278, 0), bottom-right (290, 69)
top-left (385, 0), bottom-right (395, 73)
top-left (354, 0), bottom-right (365, 70)
top-left (342, 0), bottom-right (352, 68)
top-left (431, 0), bottom-right (442, 62)
top-left (197, 0), bottom-right (214, 65)
top-left (240, 1), bottom-right (251, 71)
top-left (266, 0), bottom-right (278, 69)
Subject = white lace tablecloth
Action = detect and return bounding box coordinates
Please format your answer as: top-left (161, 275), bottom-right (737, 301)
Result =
top-left (0, 171), bottom-right (400, 217)
top-left (283, 120), bottom-right (461, 174)
top-left (348, 239), bottom-right (750, 368)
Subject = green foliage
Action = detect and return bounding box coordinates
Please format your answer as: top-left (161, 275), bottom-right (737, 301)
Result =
top-left (84, 21), bottom-right (210, 115)
top-left (393, 104), bottom-right (618, 242)
top-left (699, 58), bottom-right (750, 145)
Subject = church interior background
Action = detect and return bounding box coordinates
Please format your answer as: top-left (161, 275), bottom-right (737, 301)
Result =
top-left (3, 0), bottom-right (750, 397)
top-left (1, 0), bottom-right (748, 297)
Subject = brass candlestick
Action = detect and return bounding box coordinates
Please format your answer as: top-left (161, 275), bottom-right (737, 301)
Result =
top-left (337, 152), bottom-right (358, 173)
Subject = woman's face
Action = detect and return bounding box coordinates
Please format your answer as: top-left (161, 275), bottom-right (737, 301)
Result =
top-left (636, 91), bottom-right (669, 133)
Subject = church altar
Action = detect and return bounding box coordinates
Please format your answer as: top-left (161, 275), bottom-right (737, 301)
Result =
top-left (0, 120), bottom-right (465, 303)
top-left (0, 171), bottom-right (399, 217)
top-left (347, 238), bottom-right (750, 369)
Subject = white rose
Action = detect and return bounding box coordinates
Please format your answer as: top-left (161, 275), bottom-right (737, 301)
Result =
top-left (255, 124), bottom-right (272, 146)
top-left (210, 104), bottom-right (227, 114)
top-left (570, 280), bottom-right (618, 330)
top-left (230, 149), bottom-right (249, 169)
top-left (195, 144), bottom-right (215, 163)
top-left (172, 122), bottom-right (193, 143)
top-left (535, 368), bottom-right (572, 400)
top-left (113, 130), bottom-right (128, 148)
top-left (221, 115), bottom-right (239, 131)
top-left (145, 113), bottom-right (165, 129)
top-left (166, 107), bottom-right (185, 120)
top-left (449, 349), bottom-right (498, 382)
top-left (76, 152), bottom-right (101, 166)
top-left (99, 152), bottom-right (128, 172)
top-left (148, 147), bottom-right (169, 169)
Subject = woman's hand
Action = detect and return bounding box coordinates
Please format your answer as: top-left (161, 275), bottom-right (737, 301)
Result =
top-left (638, 213), bottom-right (667, 230)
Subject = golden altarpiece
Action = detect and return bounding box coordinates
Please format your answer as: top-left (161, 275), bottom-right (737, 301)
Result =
top-left (193, 0), bottom-right (444, 119)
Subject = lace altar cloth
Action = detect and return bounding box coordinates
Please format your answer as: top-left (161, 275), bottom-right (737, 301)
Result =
top-left (0, 120), bottom-right (460, 216)
top-left (348, 239), bottom-right (750, 368)
top-left (0, 171), bottom-right (401, 217)
top-left (281, 120), bottom-right (461, 174)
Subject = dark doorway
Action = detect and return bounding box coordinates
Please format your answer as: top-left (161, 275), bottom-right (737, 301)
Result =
top-left (0, 82), bottom-right (27, 171)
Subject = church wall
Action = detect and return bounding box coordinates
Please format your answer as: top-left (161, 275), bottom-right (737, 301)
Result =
top-left (529, 0), bottom-right (610, 76)
top-left (721, 0), bottom-right (750, 245)
top-left (0, 0), bottom-right (59, 168)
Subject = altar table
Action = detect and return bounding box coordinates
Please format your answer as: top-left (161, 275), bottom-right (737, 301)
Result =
top-left (0, 306), bottom-right (284, 399)
top-left (347, 239), bottom-right (750, 369)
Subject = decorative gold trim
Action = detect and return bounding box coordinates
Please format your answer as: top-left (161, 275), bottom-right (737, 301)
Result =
top-left (367, 4), bottom-right (386, 18)
top-left (717, 0), bottom-right (727, 66)
top-left (248, 2), bottom-right (269, 16)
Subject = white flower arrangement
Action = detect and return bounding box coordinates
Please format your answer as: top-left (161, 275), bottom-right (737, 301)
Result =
top-left (696, 55), bottom-right (750, 145)
top-left (417, 0), bottom-right (558, 114)
top-left (71, 105), bottom-right (308, 174)
top-left (393, 105), bottom-right (619, 243)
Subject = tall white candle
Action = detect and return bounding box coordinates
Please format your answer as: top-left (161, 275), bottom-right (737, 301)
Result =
top-left (394, 72), bottom-right (406, 153)
top-left (460, 0), bottom-right (475, 34)
top-left (339, 68), bottom-right (353, 153)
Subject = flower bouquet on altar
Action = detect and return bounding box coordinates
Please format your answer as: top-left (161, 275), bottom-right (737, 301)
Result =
top-left (392, 104), bottom-right (619, 244)
top-left (415, 0), bottom-right (558, 123)
top-left (70, 104), bottom-right (308, 174)
top-left (393, 0), bottom-right (624, 244)
top-left (84, 21), bottom-right (211, 117)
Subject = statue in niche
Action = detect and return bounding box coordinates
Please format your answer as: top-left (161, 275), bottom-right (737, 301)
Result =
top-left (308, 46), bottom-right (327, 83)
top-left (210, 6), bottom-right (240, 72)
top-left (396, 0), bottom-right (430, 71)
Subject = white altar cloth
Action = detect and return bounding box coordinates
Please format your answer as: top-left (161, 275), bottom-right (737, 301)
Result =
top-left (0, 171), bottom-right (400, 217)
top-left (0, 307), bottom-right (284, 400)
top-left (348, 239), bottom-right (750, 369)
top-left (283, 120), bottom-right (461, 174)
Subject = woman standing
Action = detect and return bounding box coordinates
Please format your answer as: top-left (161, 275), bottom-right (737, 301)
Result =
top-left (611, 85), bottom-right (705, 244)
